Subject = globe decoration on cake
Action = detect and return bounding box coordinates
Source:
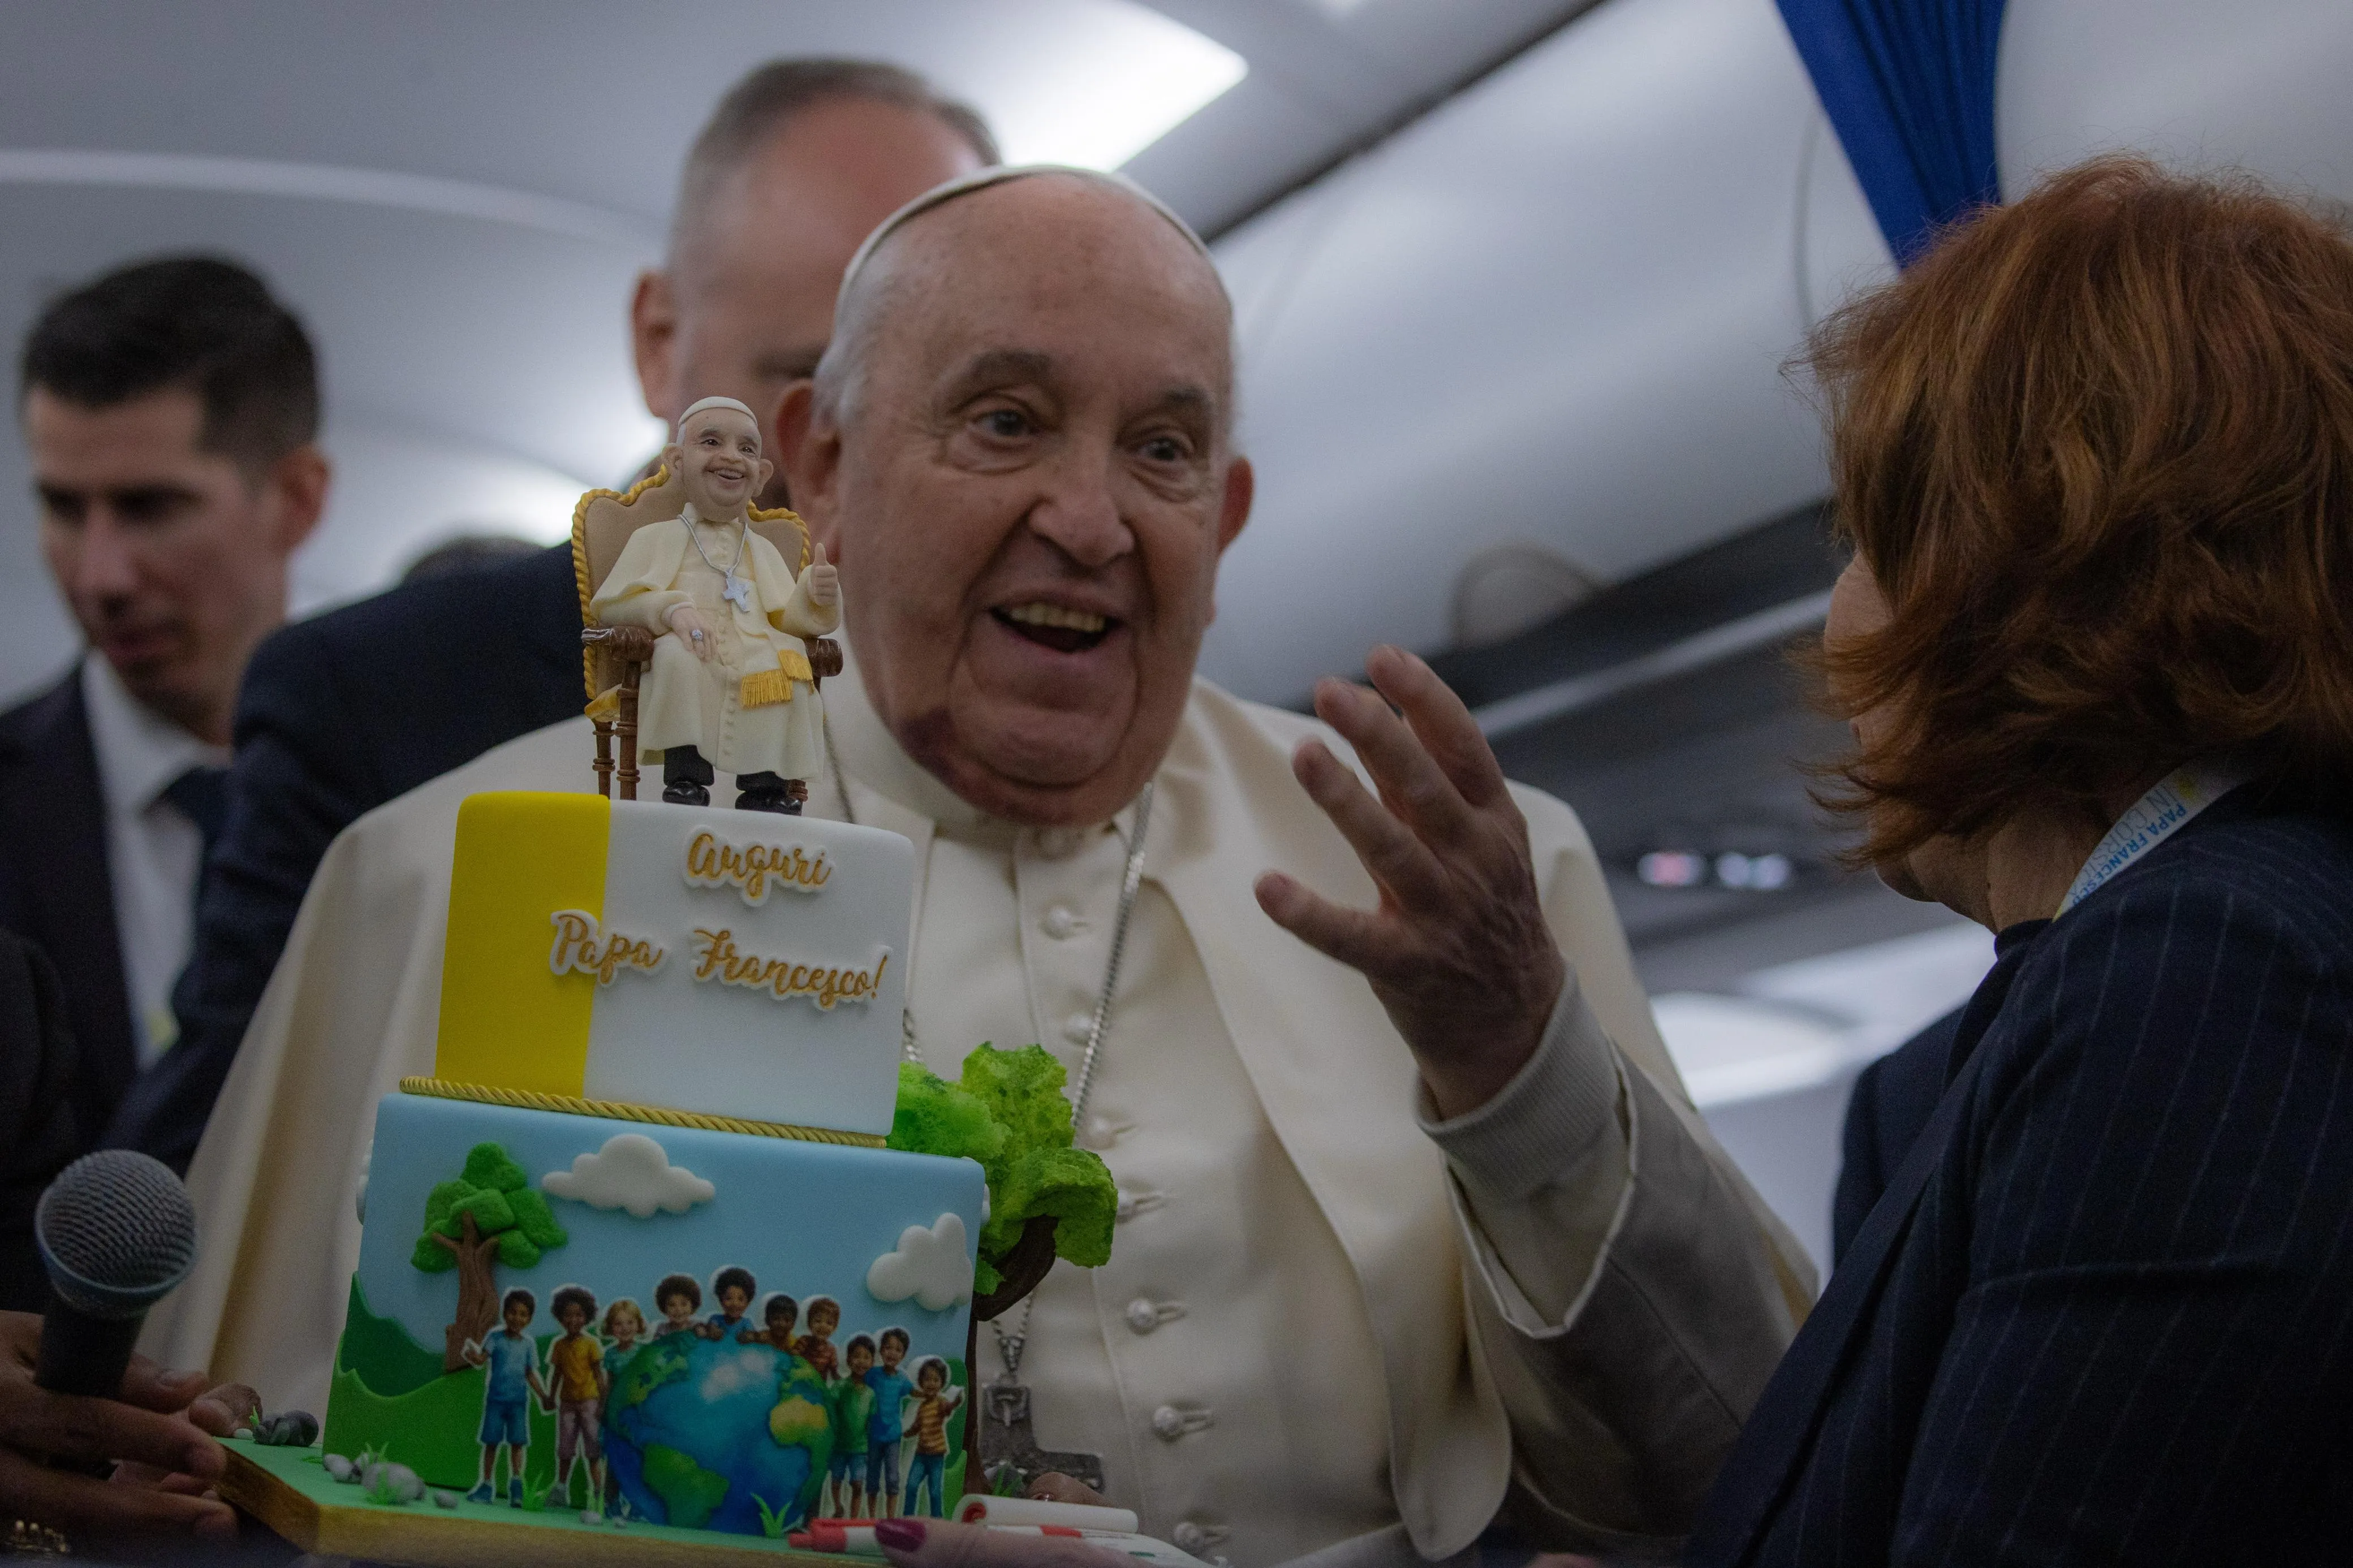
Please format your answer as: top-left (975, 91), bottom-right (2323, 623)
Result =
top-left (600, 1333), bottom-right (834, 1532)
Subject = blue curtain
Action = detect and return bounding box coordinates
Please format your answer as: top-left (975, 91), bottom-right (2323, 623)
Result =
top-left (1777, 0), bottom-right (2007, 266)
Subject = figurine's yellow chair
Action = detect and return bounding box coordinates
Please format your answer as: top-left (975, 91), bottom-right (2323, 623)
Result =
top-left (571, 468), bottom-right (842, 798)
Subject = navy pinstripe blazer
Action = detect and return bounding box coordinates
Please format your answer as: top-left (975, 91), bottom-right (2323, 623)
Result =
top-left (1691, 789), bottom-right (2353, 1565)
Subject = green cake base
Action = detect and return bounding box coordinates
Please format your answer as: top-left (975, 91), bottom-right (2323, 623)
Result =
top-left (217, 1437), bottom-right (839, 1567)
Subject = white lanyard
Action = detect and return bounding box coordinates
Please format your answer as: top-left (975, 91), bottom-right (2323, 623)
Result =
top-left (2057, 759), bottom-right (2248, 916)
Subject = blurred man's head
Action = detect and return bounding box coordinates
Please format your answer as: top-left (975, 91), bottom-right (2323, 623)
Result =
top-left (20, 256), bottom-right (329, 744)
top-left (779, 169), bottom-right (1252, 829)
top-left (632, 59), bottom-right (994, 452)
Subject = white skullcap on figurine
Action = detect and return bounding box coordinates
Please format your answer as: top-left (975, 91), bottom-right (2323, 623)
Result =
top-left (675, 395), bottom-right (761, 440)
top-left (835, 163), bottom-right (1217, 313)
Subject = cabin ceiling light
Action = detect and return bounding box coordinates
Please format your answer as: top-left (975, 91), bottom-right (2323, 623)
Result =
top-left (1637, 848), bottom-right (1798, 892)
top-left (987, 3), bottom-right (1248, 170)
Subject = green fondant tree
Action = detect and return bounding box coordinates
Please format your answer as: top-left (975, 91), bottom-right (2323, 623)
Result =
top-left (887, 1045), bottom-right (1115, 1295)
top-left (410, 1142), bottom-right (569, 1371)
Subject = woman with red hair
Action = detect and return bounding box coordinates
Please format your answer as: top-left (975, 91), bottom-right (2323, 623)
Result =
top-left (1693, 157), bottom-right (2353, 1564)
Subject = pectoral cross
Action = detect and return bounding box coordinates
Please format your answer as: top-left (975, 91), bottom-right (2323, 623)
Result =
top-left (720, 571), bottom-right (754, 612)
top-left (979, 1373), bottom-right (1105, 1495)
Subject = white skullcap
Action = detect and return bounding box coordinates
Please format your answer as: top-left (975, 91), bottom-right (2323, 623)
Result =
top-left (674, 395), bottom-right (761, 441)
top-left (835, 164), bottom-right (1216, 314)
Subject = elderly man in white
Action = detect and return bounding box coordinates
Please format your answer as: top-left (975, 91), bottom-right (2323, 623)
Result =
top-left (150, 167), bottom-right (1811, 1568)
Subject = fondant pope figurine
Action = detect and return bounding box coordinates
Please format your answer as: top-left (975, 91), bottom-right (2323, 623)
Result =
top-left (591, 395), bottom-right (841, 813)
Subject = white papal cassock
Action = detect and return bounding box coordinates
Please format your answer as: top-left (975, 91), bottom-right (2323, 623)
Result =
top-left (146, 640), bottom-right (1813, 1568)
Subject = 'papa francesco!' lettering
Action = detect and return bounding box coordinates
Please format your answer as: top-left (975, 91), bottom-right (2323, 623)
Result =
top-left (690, 929), bottom-right (887, 1010)
top-left (683, 829), bottom-right (831, 904)
top-left (548, 910), bottom-right (665, 984)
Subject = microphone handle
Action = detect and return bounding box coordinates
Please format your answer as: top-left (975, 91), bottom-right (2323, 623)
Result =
top-left (36, 1305), bottom-right (147, 1476)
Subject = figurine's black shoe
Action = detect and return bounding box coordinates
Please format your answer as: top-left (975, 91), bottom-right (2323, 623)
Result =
top-left (661, 745), bottom-right (714, 806)
top-left (734, 771), bottom-right (799, 814)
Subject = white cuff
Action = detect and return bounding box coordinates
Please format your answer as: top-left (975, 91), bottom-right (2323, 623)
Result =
top-left (1417, 971), bottom-right (1621, 1206)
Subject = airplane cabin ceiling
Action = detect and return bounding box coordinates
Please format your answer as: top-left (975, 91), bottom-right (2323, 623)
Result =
top-left (4, 0), bottom-right (2353, 720)
top-left (1198, 0), bottom-right (1889, 702)
top-left (0, 0), bottom-right (1599, 702)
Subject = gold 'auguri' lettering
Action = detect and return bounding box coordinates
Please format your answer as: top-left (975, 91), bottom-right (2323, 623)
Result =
top-left (688, 929), bottom-right (888, 1010)
top-left (683, 829), bottom-right (833, 904)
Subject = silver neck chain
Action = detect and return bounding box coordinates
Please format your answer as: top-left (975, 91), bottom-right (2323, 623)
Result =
top-left (683, 511), bottom-right (748, 590)
top-left (823, 718), bottom-right (1155, 1383)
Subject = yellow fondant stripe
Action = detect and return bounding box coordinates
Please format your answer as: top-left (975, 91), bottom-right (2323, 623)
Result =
top-left (434, 793), bottom-right (608, 1094)
top-left (399, 1077), bottom-right (887, 1147)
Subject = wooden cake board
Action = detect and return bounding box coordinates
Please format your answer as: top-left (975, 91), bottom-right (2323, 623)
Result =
top-left (217, 1439), bottom-right (839, 1568)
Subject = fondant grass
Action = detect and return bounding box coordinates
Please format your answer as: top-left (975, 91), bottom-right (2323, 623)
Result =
top-left (223, 1437), bottom-right (834, 1556)
top-left (326, 1363), bottom-right (568, 1498)
top-left (335, 1275), bottom-right (447, 1397)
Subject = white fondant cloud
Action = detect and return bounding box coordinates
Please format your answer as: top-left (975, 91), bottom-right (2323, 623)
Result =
top-left (866, 1213), bottom-right (973, 1311)
top-left (542, 1133), bottom-right (715, 1218)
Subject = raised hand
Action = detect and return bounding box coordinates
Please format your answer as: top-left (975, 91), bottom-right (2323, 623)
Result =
top-left (1255, 645), bottom-right (1566, 1120)
top-left (666, 603), bottom-right (715, 660)
top-left (804, 540), bottom-right (841, 610)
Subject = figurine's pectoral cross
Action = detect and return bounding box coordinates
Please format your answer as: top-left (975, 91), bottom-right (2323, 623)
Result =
top-left (720, 572), bottom-right (754, 612)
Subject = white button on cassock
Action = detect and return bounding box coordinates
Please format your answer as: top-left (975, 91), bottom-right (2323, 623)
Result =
top-left (1032, 827), bottom-right (1083, 859)
top-left (1062, 1012), bottom-right (1093, 1046)
top-left (1150, 1404), bottom-right (1213, 1441)
top-left (1042, 904), bottom-right (1082, 939)
top-left (1124, 1298), bottom-right (1185, 1334)
top-left (1171, 1522), bottom-right (1228, 1555)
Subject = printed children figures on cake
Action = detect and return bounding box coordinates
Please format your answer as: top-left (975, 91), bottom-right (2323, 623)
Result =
top-left (588, 396), bottom-right (841, 814)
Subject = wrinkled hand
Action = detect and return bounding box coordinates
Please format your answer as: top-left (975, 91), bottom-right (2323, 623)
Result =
top-left (1027, 1471), bottom-right (1107, 1507)
top-left (804, 541), bottom-right (840, 610)
top-left (1255, 645), bottom-right (1566, 1120)
top-left (876, 1518), bottom-right (1130, 1568)
top-left (666, 603), bottom-right (714, 660)
top-left (0, 1311), bottom-right (236, 1539)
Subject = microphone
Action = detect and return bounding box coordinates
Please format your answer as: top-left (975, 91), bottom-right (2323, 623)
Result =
top-left (34, 1150), bottom-right (199, 1401)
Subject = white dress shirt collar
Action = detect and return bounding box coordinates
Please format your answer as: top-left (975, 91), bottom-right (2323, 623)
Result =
top-left (80, 655), bottom-right (229, 1065)
top-left (80, 655), bottom-right (227, 818)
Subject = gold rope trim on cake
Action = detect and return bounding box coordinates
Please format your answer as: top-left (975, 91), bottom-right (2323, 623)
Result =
top-left (399, 1077), bottom-right (887, 1147)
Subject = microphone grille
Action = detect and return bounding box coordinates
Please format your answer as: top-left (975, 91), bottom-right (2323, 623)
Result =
top-left (36, 1150), bottom-right (199, 1319)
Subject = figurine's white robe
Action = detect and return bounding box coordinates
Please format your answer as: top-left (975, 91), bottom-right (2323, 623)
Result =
top-left (589, 506), bottom-right (836, 778)
top-left (146, 642), bottom-right (1812, 1568)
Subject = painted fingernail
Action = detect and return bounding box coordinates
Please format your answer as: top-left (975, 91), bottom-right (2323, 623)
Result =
top-left (875, 1518), bottom-right (926, 1551)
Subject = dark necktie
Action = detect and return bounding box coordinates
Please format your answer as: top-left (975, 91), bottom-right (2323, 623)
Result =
top-left (162, 764), bottom-right (229, 883)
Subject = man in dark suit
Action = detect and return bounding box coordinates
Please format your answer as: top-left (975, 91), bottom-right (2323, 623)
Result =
top-left (0, 257), bottom-right (326, 1168)
top-left (105, 60), bottom-right (997, 1168)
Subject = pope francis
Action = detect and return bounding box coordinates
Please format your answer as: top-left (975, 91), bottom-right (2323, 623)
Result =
top-left (149, 167), bottom-right (1813, 1568)
top-left (589, 394), bottom-right (840, 813)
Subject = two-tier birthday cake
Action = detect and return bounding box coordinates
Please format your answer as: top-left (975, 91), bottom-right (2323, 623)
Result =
top-left (321, 790), bottom-right (988, 1537)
